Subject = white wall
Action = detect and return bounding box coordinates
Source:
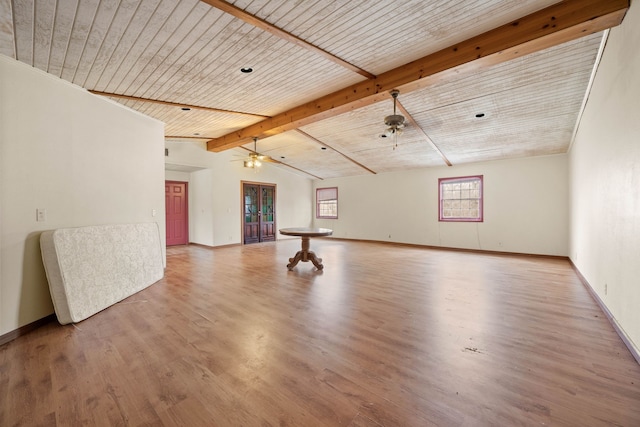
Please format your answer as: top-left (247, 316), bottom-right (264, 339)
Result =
top-left (165, 170), bottom-right (191, 182)
top-left (190, 168), bottom-right (214, 246)
top-left (0, 55), bottom-right (165, 335)
top-left (164, 140), bottom-right (313, 246)
top-left (314, 154), bottom-right (569, 256)
top-left (569, 2), bottom-right (640, 356)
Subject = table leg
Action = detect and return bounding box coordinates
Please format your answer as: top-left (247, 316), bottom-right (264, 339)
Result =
top-left (286, 236), bottom-right (324, 270)
top-left (287, 251), bottom-right (303, 270)
top-left (307, 251), bottom-right (323, 270)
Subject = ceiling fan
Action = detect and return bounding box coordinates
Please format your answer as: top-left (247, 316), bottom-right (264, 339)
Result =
top-left (383, 89), bottom-right (405, 149)
top-left (242, 137), bottom-right (275, 168)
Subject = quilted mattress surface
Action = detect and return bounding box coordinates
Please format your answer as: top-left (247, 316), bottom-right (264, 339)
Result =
top-left (40, 223), bottom-right (164, 324)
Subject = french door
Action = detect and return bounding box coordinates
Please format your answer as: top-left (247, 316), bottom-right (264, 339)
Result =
top-left (243, 182), bottom-right (276, 244)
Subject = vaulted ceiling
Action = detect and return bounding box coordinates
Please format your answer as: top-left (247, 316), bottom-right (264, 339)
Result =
top-left (0, 0), bottom-right (629, 179)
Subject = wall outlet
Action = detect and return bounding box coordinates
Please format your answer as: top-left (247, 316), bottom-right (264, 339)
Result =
top-left (36, 208), bottom-right (47, 222)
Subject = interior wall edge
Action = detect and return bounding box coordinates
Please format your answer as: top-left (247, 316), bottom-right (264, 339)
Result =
top-left (0, 314), bottom-right (56, 347)
top-left (327, 236), bottom-right (569, 259)
top-left (569, 258), bottom-right (640, 366)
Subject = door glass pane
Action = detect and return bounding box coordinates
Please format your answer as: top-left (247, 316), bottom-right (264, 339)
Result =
top-left (244, 187), bottom-right (258, 223)
top-left (262, 187), bottom-right (274, 222)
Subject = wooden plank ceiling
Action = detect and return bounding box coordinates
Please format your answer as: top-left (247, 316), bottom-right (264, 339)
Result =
top-left (0, 0), bottom-right (629, 179)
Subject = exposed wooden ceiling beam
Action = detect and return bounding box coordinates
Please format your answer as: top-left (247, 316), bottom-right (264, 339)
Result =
top-left (236, 146), bottom-right (324, 180)
top-left (89, 90), bottom-right (269, 118)
top-left (295, 130), bottom-right (377, 175)
top-left (273, 162), bottom-right (324, 180)
top-left (207, 0), bottom-right (629, 153)
top-left (200, 0), bottom-right (375, 79)
top-left (394, 99), bottom-right (452, 167)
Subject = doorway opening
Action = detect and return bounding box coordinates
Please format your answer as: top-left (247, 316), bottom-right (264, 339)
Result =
top-left (242, 182), bottom-right (276, 244)
top-left (166, 181), bottom-right (188, 246)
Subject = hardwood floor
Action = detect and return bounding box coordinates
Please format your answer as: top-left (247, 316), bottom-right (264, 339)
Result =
top-left (1, 240), bottom-right (639, 426)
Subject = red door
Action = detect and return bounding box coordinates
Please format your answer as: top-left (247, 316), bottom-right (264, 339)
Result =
top-left (166, 181), bottom-right (188, 246)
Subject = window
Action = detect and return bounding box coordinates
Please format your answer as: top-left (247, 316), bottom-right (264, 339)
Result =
top-left (439, 175), bottom-right (483, 222)
top-left (316, 187), bottom-right (338, 219)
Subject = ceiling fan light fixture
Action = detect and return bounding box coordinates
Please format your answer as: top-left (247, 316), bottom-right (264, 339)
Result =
top-left (243, 137), bottom-right (266, 170)
top-left (384, 114), bottom-right (405, 128)
top-left (383, 90), bottom-right (405, 149)
top-left (384, 126), bottom-right (403, 137)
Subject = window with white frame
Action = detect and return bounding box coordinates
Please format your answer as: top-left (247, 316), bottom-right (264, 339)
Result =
top-left (439, 175), bottom-right (483, 222)
top-left (316, 187), bottom-right (338, 219)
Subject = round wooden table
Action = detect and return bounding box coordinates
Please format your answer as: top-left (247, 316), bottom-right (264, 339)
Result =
top-left (279, 227), bottom-right (333, 270)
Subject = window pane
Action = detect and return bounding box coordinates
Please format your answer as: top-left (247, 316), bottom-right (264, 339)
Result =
top-left (317, 187), bottom-right (337, 201)
top-left (317, 187), bottom-right (338, 218)
top-left (438, 176), bottom-right (483, 222)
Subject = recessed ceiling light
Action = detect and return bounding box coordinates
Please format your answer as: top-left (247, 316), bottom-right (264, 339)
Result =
top-left (181, 107), bottom-right (191, 111)
top-left (475, 113), bottom-right (485, 118)
top-left (240, 67), bottom-right (253, 73)
top-left (321, 147), bottom-right (327, 150)
top-left (380, 134), bottom-right (388, 138)
top-left (193, 133), bottom-right (200, 136)
top-left (280, 156), bottom-right (285, 159)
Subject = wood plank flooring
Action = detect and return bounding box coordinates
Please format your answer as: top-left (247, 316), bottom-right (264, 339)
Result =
top-left (1, 239), bottom-right (639, 426)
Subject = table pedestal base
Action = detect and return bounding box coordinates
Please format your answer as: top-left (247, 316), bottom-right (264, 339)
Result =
top-left (287, 236), bottom-right (323, 270)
